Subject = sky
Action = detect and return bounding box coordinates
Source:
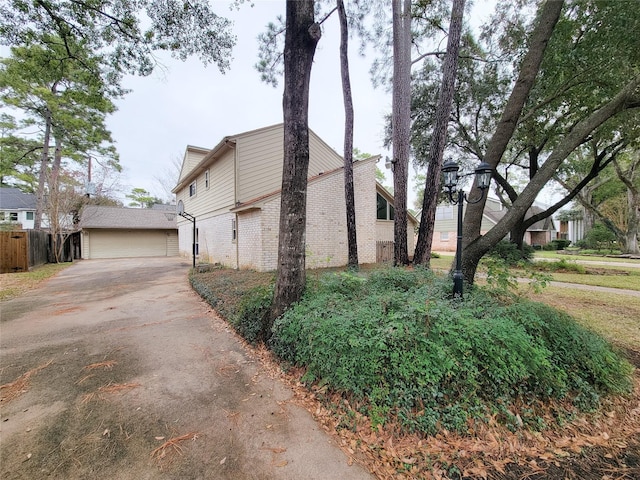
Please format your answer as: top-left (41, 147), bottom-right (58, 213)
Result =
top-left (105, 0), bottom-right (496, 206)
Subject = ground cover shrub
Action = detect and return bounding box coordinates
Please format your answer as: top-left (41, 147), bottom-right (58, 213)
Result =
top-left (190, 269), bottom-right (274, 344)
top-left (270, 268), bottom-right (633, 436)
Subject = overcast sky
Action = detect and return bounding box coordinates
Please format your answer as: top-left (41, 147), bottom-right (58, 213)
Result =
top-left (106, 0), bottom-right (496, 205)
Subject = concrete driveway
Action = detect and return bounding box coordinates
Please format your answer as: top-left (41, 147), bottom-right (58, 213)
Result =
top-left (1, 257), bottom-right (373, 480)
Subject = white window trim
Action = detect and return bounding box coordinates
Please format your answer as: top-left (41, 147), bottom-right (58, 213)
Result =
top-left (189, 180), bottom-right (197, 197)
top-left (205, 169), bottom-right (210, 190)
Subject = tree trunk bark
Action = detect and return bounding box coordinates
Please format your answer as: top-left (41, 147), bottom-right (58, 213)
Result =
top-left (413, 0), bottom-right (466, 266)
top-left (50, 138), bottom-right (63, 262)
top-left (462, 74), bottom-right (640, 283)
top-left (337, 0), bottom-right (358, 269)
top-left (34, 108), bottom-right (52, 230)
top-left (461, 0), bottom-right (564, 257)
top-left (270, 0), bottom-right (320, 328)
top-left (391, 0), bottom-right (411, 266)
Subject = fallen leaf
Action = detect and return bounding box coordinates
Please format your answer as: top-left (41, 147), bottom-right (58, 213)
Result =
top-left (220, 457), bottom-right (226, 465)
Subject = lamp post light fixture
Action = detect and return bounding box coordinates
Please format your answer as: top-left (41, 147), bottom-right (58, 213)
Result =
top-left (442, 160), bottom-right (493, 299)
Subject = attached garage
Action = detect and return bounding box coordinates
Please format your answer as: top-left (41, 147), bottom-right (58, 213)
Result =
top-left (80, 206), bottom-right (178, 259)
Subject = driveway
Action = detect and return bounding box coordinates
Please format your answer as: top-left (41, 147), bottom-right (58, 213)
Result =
top-left (1, 258), bottom-right (373, 480)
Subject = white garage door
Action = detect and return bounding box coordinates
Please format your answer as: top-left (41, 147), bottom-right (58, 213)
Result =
top-left (88, 230), bottom-right (169, 259)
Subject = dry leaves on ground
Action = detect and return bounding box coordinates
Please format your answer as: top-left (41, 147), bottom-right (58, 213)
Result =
top-left (150, 432), bottom-right (200, 463)
top-left (0, 359), bottom-right (53, 403)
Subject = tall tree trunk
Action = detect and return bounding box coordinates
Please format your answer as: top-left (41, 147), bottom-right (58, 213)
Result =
top-left (391, 0), bottom-right (411, 266)
top-left (50, 138), bottom-right (63, 262)
top-left (270, 0), bottom-right (321, 328)
top-left (34, 108), bottom-right (52, 230)
top-left (614, 156), bottom-right (640, 254)
top-left (462, 75), bottom-right (640, 283)
top-left (413, 0), bottom-right (466, 266)
top-left (459, 0), bottom-right (564, 282)
top-left (337, 0), bottom-right (358, 269)
top-left (461, 0), bottom-right (564, 255)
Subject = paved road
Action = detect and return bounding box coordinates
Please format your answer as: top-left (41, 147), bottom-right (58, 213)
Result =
top-left (1, 258), bottom-right (373, 480)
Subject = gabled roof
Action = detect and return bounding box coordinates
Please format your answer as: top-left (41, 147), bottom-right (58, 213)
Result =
top-left (0, 187), bottom-right (36, 210)
top-left (173, 123), bottom-right (343, 194)
top-left (80, 206), bottom-right (177, 230)
top-left (482, 204), bottom-right (556, 231)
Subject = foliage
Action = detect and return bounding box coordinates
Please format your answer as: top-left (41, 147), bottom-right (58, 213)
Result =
top-left (125, 187), bottom-right (163, 208)
top-left (487, 239), bottom-right (535, 265)
top-left (269, 268), bottom-right (632, 435)
top-left (580, 223), bottom-right (618, 252)
top-left (533, 259), bottom-right (586, 274)
top-left (0, 0), bottom-right (235, 83)
top-left (189, 269), bottom-right (274, 345)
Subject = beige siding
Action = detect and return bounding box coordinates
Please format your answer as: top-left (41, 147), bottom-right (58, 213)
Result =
top-left (236, 125), bottom-right (344, 204)
top-left (236, 125), bottom-right (283, 202)
top-left (178, 148), bottom-right (208, 184)
top-left (308, 130), bottom-right (345, 177)
top-left (176, 148), bottom-right (235, 230)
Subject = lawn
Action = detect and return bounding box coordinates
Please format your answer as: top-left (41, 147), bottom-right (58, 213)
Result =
top-left (0, 262), bottom-right (71, 301)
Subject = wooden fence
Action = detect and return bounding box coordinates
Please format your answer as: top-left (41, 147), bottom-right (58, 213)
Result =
top-left (376, 241), bottom-right (394, 263)
top-left (0, 230), bottom-right (80, 273)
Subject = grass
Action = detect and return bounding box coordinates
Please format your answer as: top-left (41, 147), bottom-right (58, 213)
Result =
top-left (526, 288), bottom-right (640, 352)
top-left (535, 250), bottom-right (640, 265)
top-left (549, 271), bottom-right (640, 290)
top-left (0, 262), bottom-right (72, 301)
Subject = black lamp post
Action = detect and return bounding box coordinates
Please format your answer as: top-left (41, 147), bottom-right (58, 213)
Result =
top-left (442, 160), bottom-right (493, 299)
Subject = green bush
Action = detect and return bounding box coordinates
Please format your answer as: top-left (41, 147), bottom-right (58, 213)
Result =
top-left (487, 240), bottom-right (535, 265)
top-left (583, 224), bottom-right (617, 252)
top-left (534, 259), bottom-right (586, 273)
top-left (270, 268), bottom-right (633, 435)
top-left (190, 271), bottom-right (274, 344)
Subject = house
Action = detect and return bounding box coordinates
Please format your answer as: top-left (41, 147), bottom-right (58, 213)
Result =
top-left (172, 124), bottom-right (417, 271)
top-left (431, 197), bottom-right (557, 251)
top-left (79, 205), bottom-right (178, 259)
top-left (0, 187), bottom-right (37, 229)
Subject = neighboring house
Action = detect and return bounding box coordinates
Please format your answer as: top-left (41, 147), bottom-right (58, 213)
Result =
top-left (555, 208), bottom-right (585, 244)
top-left (79, 205), bottom-right (178, 259)
top-left (172, 124), bottom-right (417, 271)
top-left (431, 197), bottom-right (557, 251)
top-left (0, 187), bottom-right (37, 229)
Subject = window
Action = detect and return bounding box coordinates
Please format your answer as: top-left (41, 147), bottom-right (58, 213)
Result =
top-left (205, 169), bottom-right (210, 189)
top-left (436, 205), bottom-right (454, 220)
top-left (232, 218), bottom-right (237, 243)
top-left (440, 231), bottom-right (450, 241)
top-left (189, 181), bottom-right (197, 197)
top-left (376, 193), bottom-right (394, 221)
top-left (26, 211), bottom-right (34, 220)
top-left (8, 212), bottom-right (18, 222)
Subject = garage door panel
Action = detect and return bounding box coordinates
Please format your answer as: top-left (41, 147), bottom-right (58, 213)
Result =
top-left (89, 230), bottom-right (168, 259)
